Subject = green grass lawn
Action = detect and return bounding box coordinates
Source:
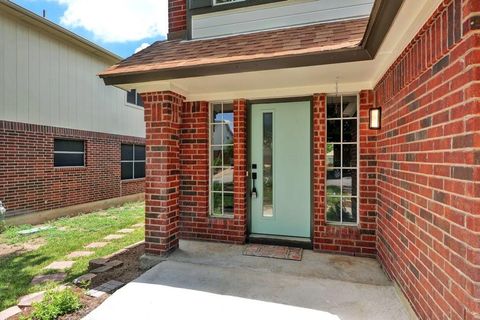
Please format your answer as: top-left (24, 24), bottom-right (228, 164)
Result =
top-left (0, 201), bottom-right (145, 311)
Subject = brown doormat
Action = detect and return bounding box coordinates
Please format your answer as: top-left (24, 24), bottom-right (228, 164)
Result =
top-left (242, 244), bottom-right (303, 261)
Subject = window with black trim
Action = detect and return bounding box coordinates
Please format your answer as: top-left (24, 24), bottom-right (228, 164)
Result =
top-left (121, 144), bottom-right (146, 180)
top-left (214, 0), bottom-right (244, 5)
top-left (126, 89), bottom-right (144, 107)
top-left (54, 139), bottom-right (85, 167)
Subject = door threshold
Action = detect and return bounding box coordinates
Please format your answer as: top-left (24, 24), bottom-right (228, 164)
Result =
top-left (248, 234), bottom-right (312, 249)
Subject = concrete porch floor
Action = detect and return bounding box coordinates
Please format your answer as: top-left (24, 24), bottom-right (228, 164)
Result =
top-left (84, 240), bottom-right (415, 320)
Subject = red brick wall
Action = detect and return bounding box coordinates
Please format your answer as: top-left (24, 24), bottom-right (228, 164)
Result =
top-left (178, 100), bottom-right (247, 243)
top-left (312, 93), bottom-right (378, 257)
top-left (374, 0), bottom-right (480, 318)
top-left (0, 120), bottom-right (145, 217)
top-left (168, 0), bottom-right (187, 36)
top-left (142, 91), bottom-right (183, 255)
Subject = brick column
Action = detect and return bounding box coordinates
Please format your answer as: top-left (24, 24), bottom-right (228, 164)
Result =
top-left (233, 99), bottom-right (247, 242)
top-left (312, 94), bottom-right (327, 250)
top-left (141, 91), bottom-right (184, 256)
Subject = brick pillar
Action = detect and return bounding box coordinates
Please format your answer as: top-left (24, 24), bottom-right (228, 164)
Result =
top-left (233, 99), bottom-right (247, 242)
top-left (358, 90), bottom-right (377, 255)
top-left (141, 91), bottom-right (184, 256)
top-left (312, 94), bottom-right (326, 250)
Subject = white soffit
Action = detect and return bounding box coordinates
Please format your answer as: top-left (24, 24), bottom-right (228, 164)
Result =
top-left (126, 0), bottom-right (444, 102)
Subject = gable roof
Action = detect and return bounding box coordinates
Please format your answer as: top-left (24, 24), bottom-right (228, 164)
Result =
top-left (0, 0), bottom-right (121, 64)
top-left (100, 18), bottom-right (368, 82)
top-left (99, 0), bottom-right (404, 85)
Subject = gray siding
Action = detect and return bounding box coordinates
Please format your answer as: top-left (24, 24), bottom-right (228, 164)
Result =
top-left (0, 11), bottom-right (145, 138)
top-left (192, 0), bottom-right (374, 39)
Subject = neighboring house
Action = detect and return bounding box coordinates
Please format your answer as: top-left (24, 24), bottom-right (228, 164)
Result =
top-left (0, 0), bottom-right (146, 224)
top-left (99, 0), bottom-right (479, 319)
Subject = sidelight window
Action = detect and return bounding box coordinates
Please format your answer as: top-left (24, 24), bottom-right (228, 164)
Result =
top-left (326, 95), bottom-right (359, 224)
top-left (209, 102), bottom-right (234, 217)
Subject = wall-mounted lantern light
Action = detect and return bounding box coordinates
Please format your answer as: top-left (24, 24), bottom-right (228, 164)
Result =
top-left (369, 107), bottom-right (381, 130)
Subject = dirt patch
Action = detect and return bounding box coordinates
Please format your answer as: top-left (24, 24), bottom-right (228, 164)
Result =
top-left (23, 238), bottom-right (46, 251)
top-left (12, 287), bottom-right (108, 320)
top-left (90, 242), bottom-right (144, 287)
top-left (0, 238), bottom-right (46, 258)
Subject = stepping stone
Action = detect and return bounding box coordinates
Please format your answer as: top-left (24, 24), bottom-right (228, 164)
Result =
top-left (103, 234), bottom-right (124, 240)
top-left (89, 258), bottom-right (108, 270)
top-left (18, 291), bottom-right (45, 307)
top-left (132, 223), bottom-right (144, 228)
top-left (90, 260), bottom-right (123, 274)
top-left (31, 273), bottom-right (67, 285)
top-left (73, 273), bottom-right (97, 286)
top-left (85, 288), bottom-right (107, 298)
top-left (67, 251), bottom-right (94, 259)
top-left (85, 242), bottom-right (108, 249)
top-left (0, 305), bottom-right (22, 320)
top-left (86, 280), bottom-right (124, 298)
top-left (117, 228), bottom-right (134, 234)
top-left (44, 261), bottom-right (74, 271)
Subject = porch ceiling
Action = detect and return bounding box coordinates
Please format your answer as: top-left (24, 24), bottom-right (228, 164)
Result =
top-left (108, 0), bottom-right (443, 101)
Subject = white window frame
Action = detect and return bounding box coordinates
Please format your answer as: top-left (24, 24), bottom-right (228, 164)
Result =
top-left (125, 89), bottom-right (144, 108)
top-left (213, 0), bottom-right (245, 6)
top-left (121, 144), bottom-right (146, 180)
top-left (325, 93), bottom-right (360, 226)
top-left (209, 102), bottom-right (235, 217)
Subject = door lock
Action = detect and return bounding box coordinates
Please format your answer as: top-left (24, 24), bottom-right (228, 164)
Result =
top-left (251, 170), bottom-right (258, 198)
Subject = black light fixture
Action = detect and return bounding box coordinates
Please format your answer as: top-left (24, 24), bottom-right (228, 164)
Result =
top-left (369, 107), bottom-right (382, 129)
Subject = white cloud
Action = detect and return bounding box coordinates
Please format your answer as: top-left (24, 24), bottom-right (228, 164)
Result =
top-left (54, 0), bottom-right (168, 43)
top-left (135, 42), bottom-right (150, 53)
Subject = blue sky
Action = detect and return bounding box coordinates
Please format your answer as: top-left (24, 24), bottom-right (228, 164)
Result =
top-left (12, 0), bottom-right (168, 58)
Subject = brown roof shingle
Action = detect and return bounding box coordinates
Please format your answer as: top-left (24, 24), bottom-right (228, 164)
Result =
top-left (100, 18), bottom-right (369, 80)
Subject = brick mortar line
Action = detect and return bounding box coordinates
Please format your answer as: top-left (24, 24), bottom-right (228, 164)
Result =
top-left (376, 212), bottom-right (479, 295)
top-left (380, 76), bottom-right (480, 122)
top-left (376, 38), bottom-right (480, 106)
top-left (376, 179), bottom-right (479, 218)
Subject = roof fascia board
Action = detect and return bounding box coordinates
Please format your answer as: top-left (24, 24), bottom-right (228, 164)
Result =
top-left (101, 47), bottom-right (370, 85)
top-left (361, 0), bottom-right (404, 58)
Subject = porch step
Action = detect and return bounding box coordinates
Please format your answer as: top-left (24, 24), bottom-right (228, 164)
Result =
top-left (248, 234), bottom-right (312, 249)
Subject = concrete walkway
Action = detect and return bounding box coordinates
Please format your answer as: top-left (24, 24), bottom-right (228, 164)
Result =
top-left (84, 240), bottom-right (415, 320)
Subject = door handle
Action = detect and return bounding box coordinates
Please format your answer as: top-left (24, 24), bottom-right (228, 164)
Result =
top-left (251, 166), bottom-right (258, 199)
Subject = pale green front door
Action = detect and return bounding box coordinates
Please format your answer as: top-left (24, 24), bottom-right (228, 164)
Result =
top-left (250, 101), bottom-right (311, 238)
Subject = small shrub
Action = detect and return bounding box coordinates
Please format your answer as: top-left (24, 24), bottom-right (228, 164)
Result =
top-left (29, 288), bottom-right (82, 320)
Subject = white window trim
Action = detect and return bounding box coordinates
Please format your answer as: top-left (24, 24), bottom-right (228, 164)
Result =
top-left (125, 90), bottom-right (144, 109)
top-left (209, 102), bottom-right (235, 218)
top-left (325, 93), bottom-right (360, 226)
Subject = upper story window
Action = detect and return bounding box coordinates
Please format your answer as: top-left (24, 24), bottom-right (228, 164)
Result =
top-left (214, 0), bottom-right (245, 5)
top-left (126, 89), bottom-right (144, 108)
top-left (326, 95), bottom-right (358, 225)
top-left (54, 139), bottom-right (85, 167)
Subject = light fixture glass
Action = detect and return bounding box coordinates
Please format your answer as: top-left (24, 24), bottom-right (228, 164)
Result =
top-left (369, 108), bottom-right (381, 129)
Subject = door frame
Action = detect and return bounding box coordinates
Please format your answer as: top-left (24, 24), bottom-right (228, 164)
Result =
top-left (246, 96), bottom-right (314, 249)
